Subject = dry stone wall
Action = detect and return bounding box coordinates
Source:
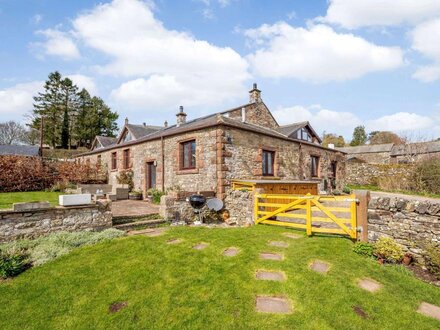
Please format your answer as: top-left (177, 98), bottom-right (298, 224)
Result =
top-left (368, 196), bottom-right (439, 263)
top-left (0, 201), bottom-right (112, 242)
top-left (345, 162), bottom-right (415, 186)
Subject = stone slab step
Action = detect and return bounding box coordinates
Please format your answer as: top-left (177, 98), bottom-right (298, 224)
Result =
top-left (256, 296), bottom-right (292, 314)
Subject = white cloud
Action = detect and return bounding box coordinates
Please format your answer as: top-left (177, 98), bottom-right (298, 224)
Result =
top-left (321, 0), bottom-right (440, 29)
top-left (411, 18), bottom-right (440, 82)
top-left (71, 0), bottom-right (249, 110)
top-left (34, 29), bottom-right (80, 60)
top-left (31, 14), bottom-right (42, 25)
top-left (366, 112), bottom-right (433, 132)
top-left (66, 74), bottom-right (98, 95)
top-left (0, 81), bottom-right (43, 121)
top-left (245, 23), bottom-right (404, 83)
top-left (273, 104), bottom-right (362, 137)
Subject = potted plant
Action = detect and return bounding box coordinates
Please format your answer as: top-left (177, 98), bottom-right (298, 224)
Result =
top-left (402, 252), bottom-right (413, 265)
top-left (128, 190), bottom-right (142, 200)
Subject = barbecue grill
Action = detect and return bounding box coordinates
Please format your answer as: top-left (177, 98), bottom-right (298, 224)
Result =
top-left (187, 194), bottom-right (207, 225)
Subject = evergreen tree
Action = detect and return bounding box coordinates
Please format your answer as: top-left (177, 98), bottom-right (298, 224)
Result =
top-left (60, 78), bottom-right (79, 149)
top-left (350, 125), bottom-right (367, 146)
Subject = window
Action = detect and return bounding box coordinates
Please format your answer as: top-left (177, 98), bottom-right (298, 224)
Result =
top-left (297, 128), bottom-right (312, 142)
top-left (311, 155), bottom-right (319, 177)
top-left (97, 155), bottom-right (101, 166)
top-left (123, 149), bottom-right (130, 169)
top-left (331, 161), bottom-right (337, 178)
top-left (121, 130), bottom-right (132, 143)
top-left (111, 152), bottom-right (117, 170)
top-left (181, 140), bottom-right (196, 169)
top-left (262, 150), bottom-right (275, 176)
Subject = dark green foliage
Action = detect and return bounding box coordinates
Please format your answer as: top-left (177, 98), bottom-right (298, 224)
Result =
top-left (342, 186), bottom-right (351, 194)
top-left (31, 72), bottom-right (118, 149)
top-left (353, 242), bottom-right (375, 258)
top-left (147, 188), bottom-right (165, 204)
top-left (0, 249), bottom-right (28, 278)
top-left (424, 243), bottom-right (440, 279)
top-left (350, 125), bottom-right (367, 146)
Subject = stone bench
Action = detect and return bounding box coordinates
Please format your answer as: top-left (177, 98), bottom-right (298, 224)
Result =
top-left (59, 194), bottom-right (92, 206)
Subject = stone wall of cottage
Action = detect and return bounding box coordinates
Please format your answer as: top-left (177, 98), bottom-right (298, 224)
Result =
top-left (347, 152), bottom-right (391, 164)
top-left (224, 127), bottom-right (346, 191)
top-left (345, 162), bottom-right (415, 186)
top-left (226, 103), bottom-right (278, 130)
top-left (0, 201), bottom-right (112, 242)
top-left (368, 196), bottom-right (440, 264)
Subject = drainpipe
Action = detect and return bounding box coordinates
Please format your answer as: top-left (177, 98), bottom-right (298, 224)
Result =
top-left (161, 136), bottom-right (165, 191)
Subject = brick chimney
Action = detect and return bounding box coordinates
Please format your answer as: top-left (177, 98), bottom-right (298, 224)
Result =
top-left (176, 106), bottom-right (187, 126)
top-left (249, 83), bottom-right (261, 103)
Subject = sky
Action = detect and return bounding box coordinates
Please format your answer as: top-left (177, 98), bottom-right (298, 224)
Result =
top-left (1, 0), bottom-right (440, 140)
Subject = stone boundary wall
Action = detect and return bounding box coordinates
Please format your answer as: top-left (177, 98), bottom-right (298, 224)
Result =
top-left (346, 162), bottom-right (414, 186)
top-left (0, 201), bottom-right (112, 242)
top-left (368, 196), bottom-right (439, 263)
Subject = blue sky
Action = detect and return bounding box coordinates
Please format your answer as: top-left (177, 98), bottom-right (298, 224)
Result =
top-left (1, 0), bottom-right (440, 140)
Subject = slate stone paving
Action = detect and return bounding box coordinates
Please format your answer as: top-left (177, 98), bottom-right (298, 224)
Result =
top-left (166, 238), bottom-right (182, 245)
top-left (417, 302), bottom-right (440, 321)
top-left (256, 296), bottom-right (292, 314)
top-left (255, 270), bottom-right (286, 281)
top-left (357, 278), bottom-right (382, 293)
top-left (223, 247), bottom-right (239, 257)
top-left (309, 260), bottom-right (330, 274)
top-left (193, 243), bottom-right (209, 250)
top-left (282, 232), bottom-right (302, 239)
top-left (127, 228), bottom-right (167, 237)
top-left (268, 241), bottom-right (289, 248)
top-left (260, 252), bottom-right (284, 261)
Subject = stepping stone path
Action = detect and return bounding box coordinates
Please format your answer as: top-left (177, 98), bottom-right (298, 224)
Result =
top-left (282, 232), bottom-right (301, 239)
top-left (268, 241), bottom-right (289, 248)
top-left (193, 243), bottom-right (209, 250)
top-left (166, 238), bottom-right (182, 245)
top-left (260, 252), bottom-right (283, 261)
top-left (256, 296), bottom-right (292, 314)
top-left (127, 228), bottom-right (166, 237)
top-left (357, 278), bottom-right (382, 293)
top-left (417, 302), bottom-right (440, 321)
top-left (309, 260), bottom-right (330, 274)
top-left (223, 247), bottom-right (239, 257)
top-left (255, 270), bottom-right (286, 281)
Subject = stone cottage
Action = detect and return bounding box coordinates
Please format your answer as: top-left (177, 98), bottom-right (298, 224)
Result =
top-left (78, 84), bottom-right (346, 199)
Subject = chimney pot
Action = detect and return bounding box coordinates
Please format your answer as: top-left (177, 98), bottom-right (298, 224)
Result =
top-left (143, 122), bottom-right (146, 127)
top-left (249, 83), bottom-right (262, 103)
top-left (125, 117), bottom-right (128, 125)
top-left (179, 105), bottom-right (184, 112)
top-left (164, 120), bottom-right (168, 128)
top-left (176, 105), bottom-right (187, 126)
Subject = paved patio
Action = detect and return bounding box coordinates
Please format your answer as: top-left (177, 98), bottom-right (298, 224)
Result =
top-left (111, 200), bottom-right (160, 218)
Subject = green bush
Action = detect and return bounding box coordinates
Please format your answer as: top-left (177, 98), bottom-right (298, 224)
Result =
top-left (147, 188), bottom-right (165, 204)
top-left (0, 248), bottom-right (29, 278)
top-left (413, 157), bottom-right (440, 195)
top-left (424, 243), bottom-right (440, 279)
top-left (374, 237), bottom-right (404, 263)
top-left (353, 242), bottom-right (375, 258)
top-left (343, 186), bottom-right (351, 194)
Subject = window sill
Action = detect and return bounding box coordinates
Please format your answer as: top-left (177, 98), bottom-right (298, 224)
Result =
top-left (177, 168), bottom-right (199, 175)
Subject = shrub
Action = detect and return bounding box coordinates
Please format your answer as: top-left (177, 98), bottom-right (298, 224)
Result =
top-left (413, 157), bottom-right (440, 195)
top-left (147, 188), bottom-right (165, 204)
top-left (0, 248), bottom-right (29, 278)
top-left (424, 243), bottom-right (440, 279)
top-left (353, 242), bottom-right (375, 258)
top-left (342, 186), bottom-right (351, 194)
top-left (49, 181), bottom-right (76, 192)
top-left (374, 237), bottom-right (404, 263)
top-left (116, 170), bottom-right (134, 191)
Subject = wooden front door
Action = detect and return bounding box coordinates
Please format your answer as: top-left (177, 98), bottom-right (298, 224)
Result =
top-left (146, 162), bottom-right (156, 190)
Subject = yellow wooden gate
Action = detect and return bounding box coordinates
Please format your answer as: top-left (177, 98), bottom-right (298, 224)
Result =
top-left (254, 193), bottom-right (358, 239)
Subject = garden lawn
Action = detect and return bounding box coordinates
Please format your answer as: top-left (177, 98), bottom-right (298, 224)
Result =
top-left (1, 226), bottom-right (439, 329)
top-left (0, 191), bottom-right (61, 209)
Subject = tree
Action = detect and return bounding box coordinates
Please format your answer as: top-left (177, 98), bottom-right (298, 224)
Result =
top-left (322, 133), bottom-right (345, 147)
top-left (0, 121), bottom-right (27, 145)
top-left (369, 131), bottom-right (404, 145)
top-left (60, 78), bottom-right (79, 149)
top-left (350, 125), bottom-right (367, 146)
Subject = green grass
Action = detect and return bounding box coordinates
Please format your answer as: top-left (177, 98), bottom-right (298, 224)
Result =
top-left (0, 191), bottom-right (62, 209)
top-left (347, 184), bottom-right (440, 199)
top-left (1, 226), bottom-right (439, 329)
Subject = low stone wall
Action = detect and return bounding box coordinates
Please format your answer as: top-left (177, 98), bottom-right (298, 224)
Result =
top-left (368, 196), bottom-right (439, 263)
top-left (223, 189), bottom-right (256, 226)
top-left (0, 201), bottom-right (112, 242)
top-left (346, 162), bottom-right (414, 186)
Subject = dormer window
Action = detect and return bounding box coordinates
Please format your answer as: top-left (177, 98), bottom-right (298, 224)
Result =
top-left (297, 128), bottom-right (312, 142)
top-left (122, 130), bottom-right (132, 143)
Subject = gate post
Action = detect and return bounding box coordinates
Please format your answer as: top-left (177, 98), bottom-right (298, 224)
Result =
top-left (354, 190), bottom-right (370, 242)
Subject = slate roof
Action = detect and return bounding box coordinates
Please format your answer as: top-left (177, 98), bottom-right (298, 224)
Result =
top-left (336, 143), bottom-right (394, 154)
top-left (126, 124), bottom-right (162, 139)
top-left (0, 144), bottom-right (40, 156)
top-left (96, 136), bottom-right (117, 148)
top-left (390, 140), bottom-right (440, 156)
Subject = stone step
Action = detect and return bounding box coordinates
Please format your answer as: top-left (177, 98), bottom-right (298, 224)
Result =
top-left (113, 218), bottom-right (167, 231)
